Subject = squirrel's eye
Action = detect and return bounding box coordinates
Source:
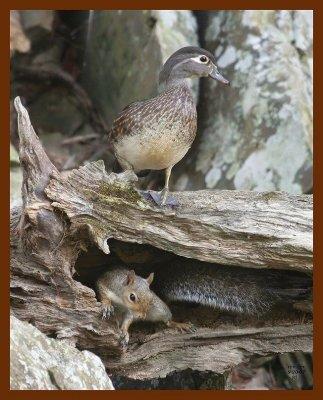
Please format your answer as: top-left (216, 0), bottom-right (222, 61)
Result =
top-left (199, 56), bottom-right (208, 63)
top-left (129, 293), bottom-right (136, 302)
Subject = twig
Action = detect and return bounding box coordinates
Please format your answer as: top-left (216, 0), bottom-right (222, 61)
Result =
top-left (62, 133), bottom-right (100, 145)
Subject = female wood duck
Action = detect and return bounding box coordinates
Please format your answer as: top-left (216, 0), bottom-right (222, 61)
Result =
top-left (111, 46), bottom-right (229, 206)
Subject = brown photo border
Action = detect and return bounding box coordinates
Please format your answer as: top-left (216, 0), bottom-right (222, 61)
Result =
top-left (2, 1), bottom-right (320, 398)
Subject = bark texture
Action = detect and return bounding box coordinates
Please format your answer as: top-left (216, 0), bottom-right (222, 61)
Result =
top-left (45, 160), bottom-right (312, 272)
top-left (107, 324), bottom-right (312, 389)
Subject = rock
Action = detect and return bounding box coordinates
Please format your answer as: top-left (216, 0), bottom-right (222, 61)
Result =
top-left (10, 11), bottom-right (31, 56)
top-left (174, 10), bottom-right (313, 194)
top-left (10, 168), bottom-right (23, 207)
top-left (29, 87), bottom-right (85, 135)
top-left (20, 10), bottom-right (54, 31)
top-left (10, 144), bottom-right (22, 207)
top-left (82, 10), bottom-right (198, 125)
top-left (11, 10), bottom-right (84, 140)
top-left (17, 11), bottom-right (55, 58)
top-left (40, 132), bottom-right (72, 169)
top-left (10, 143), bottom-right (20, 166)
top-left (10, 315), bottom-right (114, 390)
top-left (15, 10), bottom-right (63, 67)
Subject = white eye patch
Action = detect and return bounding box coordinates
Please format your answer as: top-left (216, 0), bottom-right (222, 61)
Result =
top-left (190, 55), bottom-right (210, 64)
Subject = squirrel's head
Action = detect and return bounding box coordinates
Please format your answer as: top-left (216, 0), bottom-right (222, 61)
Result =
top-left (121, 270), bottom-right (154, 319)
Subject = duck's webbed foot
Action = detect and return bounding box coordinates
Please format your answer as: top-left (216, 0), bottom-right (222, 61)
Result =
top-left (140, 189), bottom-right (179, 207)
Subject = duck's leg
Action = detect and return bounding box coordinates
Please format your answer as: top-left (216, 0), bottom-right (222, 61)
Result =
top-left (116, 154), bottom-right (176, 206)
top-left (146, 166), bottom-right (178, 207)
top-left (160, 166), bottom-right (172, 205)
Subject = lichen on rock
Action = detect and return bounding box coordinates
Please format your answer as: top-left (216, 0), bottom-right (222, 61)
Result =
top-left (10, 315), bottom-right (114, 390)
top-left (175, 10), bottom-right (312, 194)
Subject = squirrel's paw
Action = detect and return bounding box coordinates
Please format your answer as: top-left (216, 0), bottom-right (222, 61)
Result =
top-left (119, 331), bottom-right (129, 349)
top-left (167, 320), bottom-right (197, 333)
top-left (101, 304), bottom-right (114, 320)
top-left (184, 323), bottom-right (197, 333)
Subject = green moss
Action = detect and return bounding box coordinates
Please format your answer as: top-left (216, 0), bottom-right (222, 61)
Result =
top-left (98, 181), bottom-right (142, 204)
top-left (260, 191), bottom-right (284, 202)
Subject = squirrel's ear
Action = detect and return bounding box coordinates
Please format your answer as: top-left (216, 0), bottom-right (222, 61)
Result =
top-left (146, 272), bottom-right (154, 285)
top-left (125, 270), bottom-right (136, 286)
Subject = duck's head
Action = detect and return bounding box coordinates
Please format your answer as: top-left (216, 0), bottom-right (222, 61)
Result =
top-left (159, 46), bottom-right (230, 86)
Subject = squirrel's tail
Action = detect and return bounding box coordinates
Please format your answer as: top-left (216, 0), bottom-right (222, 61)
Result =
top-left (152, 261), bottom-right (312, 316)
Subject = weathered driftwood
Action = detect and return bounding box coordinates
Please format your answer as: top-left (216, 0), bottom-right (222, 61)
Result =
top-left (107, 324), bottom-right (313, 388)
top-left (45, 161), bottom-right (313, 274)
top-left (10, 97), bottom-right (313, 387)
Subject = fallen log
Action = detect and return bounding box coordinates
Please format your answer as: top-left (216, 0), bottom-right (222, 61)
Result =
top-left (107, 324), bottom-right (313, 389)
top-left (45, 160), bottom-right (312, 272)
top-left (10, 96), bottom-right (313, 388)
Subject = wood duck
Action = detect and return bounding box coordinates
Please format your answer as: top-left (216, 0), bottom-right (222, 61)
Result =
top-left (111, 46), bottom-right (229, 206)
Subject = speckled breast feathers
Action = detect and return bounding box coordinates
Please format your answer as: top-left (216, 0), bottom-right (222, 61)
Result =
top-left (111, 85), bottom-right (197, 172)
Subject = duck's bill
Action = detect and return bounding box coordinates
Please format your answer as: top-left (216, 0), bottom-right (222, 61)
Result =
top-left (209, 68), bottom-right (230, 85)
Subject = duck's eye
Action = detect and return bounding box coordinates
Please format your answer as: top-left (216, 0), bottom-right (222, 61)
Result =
top-left (129, 293), bottom-right (136, 302)
top-left (199, 56), bottom-right (208, 63)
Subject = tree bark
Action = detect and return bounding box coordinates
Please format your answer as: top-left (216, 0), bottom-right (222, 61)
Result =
top-left (107, 324), bottom-right (312, 388)
top-left (10, 96), bottom-right (313, 387)
top-left (45, 158), bottom-right (312, 273)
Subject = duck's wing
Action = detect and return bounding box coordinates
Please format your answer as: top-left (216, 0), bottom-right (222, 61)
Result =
top-left (109, 100), bottom-right (146, 142)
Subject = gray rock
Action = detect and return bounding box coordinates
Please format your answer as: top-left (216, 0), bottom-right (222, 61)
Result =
top-left (11, 11), bottom-right (81, 139)
top-left (10, 144), bottom-right (22, 207)
top-left (10, 11), bottom-right (31, 56)
top-left (20, 10), bottom-right (54, 31)
top-left (10, 168), bottom-right (23, 208)
top-left (82, 10), bottom-right (198, 125)
top-left (29, 87), bottom-right (85, 135)
top-left (10, 315), bottom-right (114, 390)
top-left (175, 10), bottom-right (313, 194)
top-left (15, 10), bottom-right (63, 67)
top-left (10, 143), bottom-right (20, 166)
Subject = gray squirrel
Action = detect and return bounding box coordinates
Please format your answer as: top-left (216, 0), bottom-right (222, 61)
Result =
top-left (96, 268), bottom-right (193, 347)
top-left (96, 260), bottom-right (311, 346)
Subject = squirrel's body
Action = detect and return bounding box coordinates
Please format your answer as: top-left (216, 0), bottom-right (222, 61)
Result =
top-left (151, 260), bottom-right (311, 316)
top-left (96, 262), bottom-right (311, 347)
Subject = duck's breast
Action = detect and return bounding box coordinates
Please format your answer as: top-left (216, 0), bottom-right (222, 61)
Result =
top-left (113, 86), bottom-right (197, 171)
